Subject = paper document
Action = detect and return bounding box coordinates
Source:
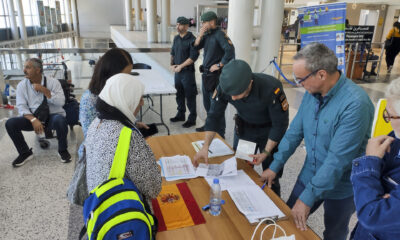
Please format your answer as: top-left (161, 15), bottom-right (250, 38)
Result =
top-left (235, 139), bottom-right (257, 162)
top-left (205, 170), bottom-right (256, 191)
top-left (228, 185), bottom-right (285, 223)
top-left (159, 155), bottom-right (197, 181)
top-left (195, 157), bottom-right (237, 177)
top-left (192, 138), bottom-right (234, 158)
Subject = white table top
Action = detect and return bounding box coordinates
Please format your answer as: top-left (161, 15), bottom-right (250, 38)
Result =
top-left (133, 69), bottom-right (176, 95)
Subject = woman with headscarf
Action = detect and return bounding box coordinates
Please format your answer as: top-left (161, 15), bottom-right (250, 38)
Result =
top-left (85, 73), bottom-right (161, 205)
top-left (350, 77), bottom-right (400, 239)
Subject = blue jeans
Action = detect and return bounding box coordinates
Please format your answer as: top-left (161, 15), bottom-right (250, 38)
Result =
top-left (6, 114), bottom-right (68, 154)
top-left (286, 179), bottom-right (355, 240)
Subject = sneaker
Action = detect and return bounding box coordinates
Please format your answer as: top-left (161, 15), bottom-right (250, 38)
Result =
top-left (58, 150), bottom-right (71, 163)
top-left (195, 125), bottom-right (205, 132)
top-left (182, 120), bottom-right (196, 128)
top-left (12, 149), bottom-right (33, 167)
top-left (170, 115), bottom-right (185, 122)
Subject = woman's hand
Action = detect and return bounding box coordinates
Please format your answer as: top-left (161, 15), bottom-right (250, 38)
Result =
top-left (136, 121), bottom-right (149, 129)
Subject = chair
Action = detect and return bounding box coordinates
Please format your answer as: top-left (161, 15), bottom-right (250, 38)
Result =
top-left (371, 98), bottom-right (393, 137)
top-left (131, 63), bottom-right (153, 107)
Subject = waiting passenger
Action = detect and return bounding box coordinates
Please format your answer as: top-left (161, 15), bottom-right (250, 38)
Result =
top-left (385, 22), bottom-right (400, 74)
top-left (350, 77), bottom-right (400, 240)
top-left (85, 73), bottom-right (161, 206)
top-left (6, 58), bottom-right (71, 166)
top-left (261, 42), bottom-right (374, 240)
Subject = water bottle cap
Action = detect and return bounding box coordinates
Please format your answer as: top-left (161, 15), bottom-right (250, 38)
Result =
top-left (213, 178), bottom-right (219, 184)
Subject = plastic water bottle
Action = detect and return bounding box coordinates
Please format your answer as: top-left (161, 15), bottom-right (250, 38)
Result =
top-left (209, 178), bottom-right (221, 216)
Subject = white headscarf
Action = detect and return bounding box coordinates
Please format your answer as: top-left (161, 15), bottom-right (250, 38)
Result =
top-left (98, 73), bottom-right (144, 124)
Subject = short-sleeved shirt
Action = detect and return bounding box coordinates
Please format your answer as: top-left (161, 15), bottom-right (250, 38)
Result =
top-left (205, 73), bottom-right (289, 143)
top-left (194, 28), bottom-right (235, 68)
top-left (170, 31), bottom-right (199, 71)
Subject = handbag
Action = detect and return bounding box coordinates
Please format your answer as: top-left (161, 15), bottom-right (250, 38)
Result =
top-left (66, 145), bottom-right (88, 206)
top-left (384, 36), bottom-right (394, 49)
top-left (33, 77), bottom-right (50, 125)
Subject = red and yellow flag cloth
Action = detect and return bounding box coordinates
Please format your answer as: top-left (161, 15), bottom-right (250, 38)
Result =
top-left (151, 182), bottom-right (206, 231)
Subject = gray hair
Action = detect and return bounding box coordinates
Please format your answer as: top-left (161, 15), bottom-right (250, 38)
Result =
top-left (293, 42), bottom-right (338, 74)
top-left (386, 77), bottom-right (400, 115)
top-left (25, 58), bottom-right (43, 73)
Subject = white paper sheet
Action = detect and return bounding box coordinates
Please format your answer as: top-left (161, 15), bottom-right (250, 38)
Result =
top-left (235, 139), bottom-right (258, 162)
top-left (228, 185), bottom-right (285, 222)
top-left (195, 157), bottom-right (237, 177)
top-left (205, 170), bottom-right (256, 191)
top-left (159, 155), bottom-right (197, 181)
top-left (192, 138), bottom-right (234, 158)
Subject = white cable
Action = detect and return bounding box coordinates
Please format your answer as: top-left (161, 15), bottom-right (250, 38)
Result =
top-left (261, 223), bottom-right (287, 239)
top-left (250, 217), bottom-right (288, 240)
top-left (250, 217), bottom-right (276, 240)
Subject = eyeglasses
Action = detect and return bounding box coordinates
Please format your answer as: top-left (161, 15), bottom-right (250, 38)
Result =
top-left (383, 108), bottom-right (400, 123)
top-left (293, 69), bottom-right (320, 85)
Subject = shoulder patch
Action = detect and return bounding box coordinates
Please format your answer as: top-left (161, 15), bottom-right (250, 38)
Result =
top-left (275, 89), bottom-right (288, 112)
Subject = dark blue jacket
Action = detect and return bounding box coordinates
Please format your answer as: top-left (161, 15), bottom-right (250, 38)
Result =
top-left (351, 131), bottom-right (400, 240)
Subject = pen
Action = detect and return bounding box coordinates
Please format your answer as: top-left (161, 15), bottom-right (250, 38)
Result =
top-left (208, 149), bottom-right (213, 154)
top-left (202, 200), bottom-right (225, 211)
top-left (261, 181), bottom-right (267, 190)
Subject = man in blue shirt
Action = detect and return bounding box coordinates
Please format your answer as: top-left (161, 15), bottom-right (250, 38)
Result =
top-left (261, 43), bottom-right (374, 240)
top-left (6, 58), bottom-right (71, 167)
top-left (169, 16), bottom-right (199, 128)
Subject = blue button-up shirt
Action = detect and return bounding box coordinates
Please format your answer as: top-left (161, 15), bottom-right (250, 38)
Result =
top-left (269, 73), bottom-right (374, 207)
top-left (350, 131), bottom-right (400, 240)
top-left (16, 76), bottom-right (66, 117)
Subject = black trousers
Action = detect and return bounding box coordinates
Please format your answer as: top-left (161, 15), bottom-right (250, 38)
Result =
top-left (174, 70), bottom-right (197, 122)
top-left (386, 38), bottom-right (400, 68)
top-left (6, 114), bottom-right (68, 154)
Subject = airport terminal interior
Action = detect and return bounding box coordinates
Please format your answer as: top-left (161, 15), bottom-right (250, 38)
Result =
top-left (1, 0), bottom-right (400, 239)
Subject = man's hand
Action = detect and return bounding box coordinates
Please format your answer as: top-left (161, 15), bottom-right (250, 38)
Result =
top-left (174, 65), bottom-right (183, 73)
top-left (136, 122), bottom-right (149, 129)
top-left (170, 65), bottom-right (177, 71)
top-left (33, 84), bottom-right (51, 98)
top-left (199, 24), bottom-right (209, 37)
top-left (31, 118), bottom-right (44, 134)
top-left (260, 168), bottom-right (277, 188)
top-left (193, 147), bottom-right (209, 167)
top-left (291, 199), bottom-right (311, 231)
top-left (249, 152), bottom-right (267, 165)
top-left (209, 64), bottom-right (220, 72)
top-left (365, 135), bottom-right (394, 158)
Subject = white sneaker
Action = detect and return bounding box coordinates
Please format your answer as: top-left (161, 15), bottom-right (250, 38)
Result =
top-left (387, 66), bottom-right (393, 74)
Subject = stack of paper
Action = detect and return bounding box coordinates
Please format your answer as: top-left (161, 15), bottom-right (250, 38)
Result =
top-left (159, 155), bottom-right (197, 181)
top-left (195, 157), bottom-right (237, 177)
top-left (235, 139), bottom-right (258, 162)
top-left (192, 138), bottom-right (234, 158)
top-left (228, 185), bottom-right (285, 224)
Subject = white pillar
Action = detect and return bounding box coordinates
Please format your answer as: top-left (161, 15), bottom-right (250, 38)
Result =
top-left (134, 0), bottom-right (141, 30)
top-left (224, 0), bottom-right (255, 145)
top-left (146, 0), bottom-right (158, 43)
top-left (254, 0), bottom-right (284, 74)
top-left (15, 0), bottom-right (29, 61)
top-left (7, 0), bottom-right (23, 69)
top-left (125, 0), bottom-right (133, 31)
top-left (227, 0), bottom-right (254, 63)
top-left (160, 0), bottom-right (170, 42)
top-left (71, 0), bottom-right (80, 47)
top-left (64, 0), bottom-right (74, 47)
top-left (0, 64), bottom-right (5, 105)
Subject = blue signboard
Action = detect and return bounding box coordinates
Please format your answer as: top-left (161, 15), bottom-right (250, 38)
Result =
top-left (298, 2), bottom-right (347, 73)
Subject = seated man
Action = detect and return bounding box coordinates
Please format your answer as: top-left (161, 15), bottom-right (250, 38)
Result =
top-left (350, 77), bottom-right (400, 239)
top-left (6, 58), bottom-right (71, 167)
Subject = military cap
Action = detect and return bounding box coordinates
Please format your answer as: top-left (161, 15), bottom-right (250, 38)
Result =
top-left (219, 60), bottom-right (252, 96)
top-left (177, 16), bottom-right (189, 25)
top-left (201, 11), bottom-right (217, 22)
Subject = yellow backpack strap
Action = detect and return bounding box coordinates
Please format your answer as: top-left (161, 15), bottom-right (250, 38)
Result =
top-left (108, 127), bottom-right (132, 179)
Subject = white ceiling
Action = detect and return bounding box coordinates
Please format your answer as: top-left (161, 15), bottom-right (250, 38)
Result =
top-left (285, 0), bottom-right (400, 8)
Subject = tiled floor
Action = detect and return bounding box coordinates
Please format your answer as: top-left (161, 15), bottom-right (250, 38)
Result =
top-left (0, 28), bottom-right (399, 239)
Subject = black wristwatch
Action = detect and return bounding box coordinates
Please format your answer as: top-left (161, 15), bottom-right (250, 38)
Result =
top-left (217, 63), bottom-right (222, 68)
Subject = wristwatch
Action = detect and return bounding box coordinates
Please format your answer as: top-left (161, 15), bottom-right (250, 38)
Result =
top-left (262, 149), bottom-right (271, 157)
top-left (217, 63), bottom-right (222, 68)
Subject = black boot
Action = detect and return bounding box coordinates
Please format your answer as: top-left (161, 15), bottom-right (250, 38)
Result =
top-left (170, 113), bottom-right (185, 122)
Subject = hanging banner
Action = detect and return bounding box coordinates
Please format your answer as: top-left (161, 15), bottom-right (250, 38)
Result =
top-left (298, 2), bottom-right (347, 73)
top-left (55, 1), bottom-right (62, 25)
top-left (50, 8), bottom-right (58, 33)
top-left (36, 1), bottom-right (46, 27)
top-left (44, 6), bottom-right (52, 33)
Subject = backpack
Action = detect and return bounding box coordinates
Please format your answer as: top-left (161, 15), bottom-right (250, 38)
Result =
top-left (58, 79), bottom-right (80, 128)
top-left (81, 127), bottom-right (157, 240)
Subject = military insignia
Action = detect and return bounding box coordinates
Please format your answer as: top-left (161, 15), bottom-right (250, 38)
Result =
top-left (274, 88), bottom-right (280, 95)
top-left (275, 88), bottom-right (288, 111)
top-left (281, 99), bottom-right (289, 111)
top-left (228, 39), bottom-right (233, 45)
top-left (212, 89), bottom-right (218, 99)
